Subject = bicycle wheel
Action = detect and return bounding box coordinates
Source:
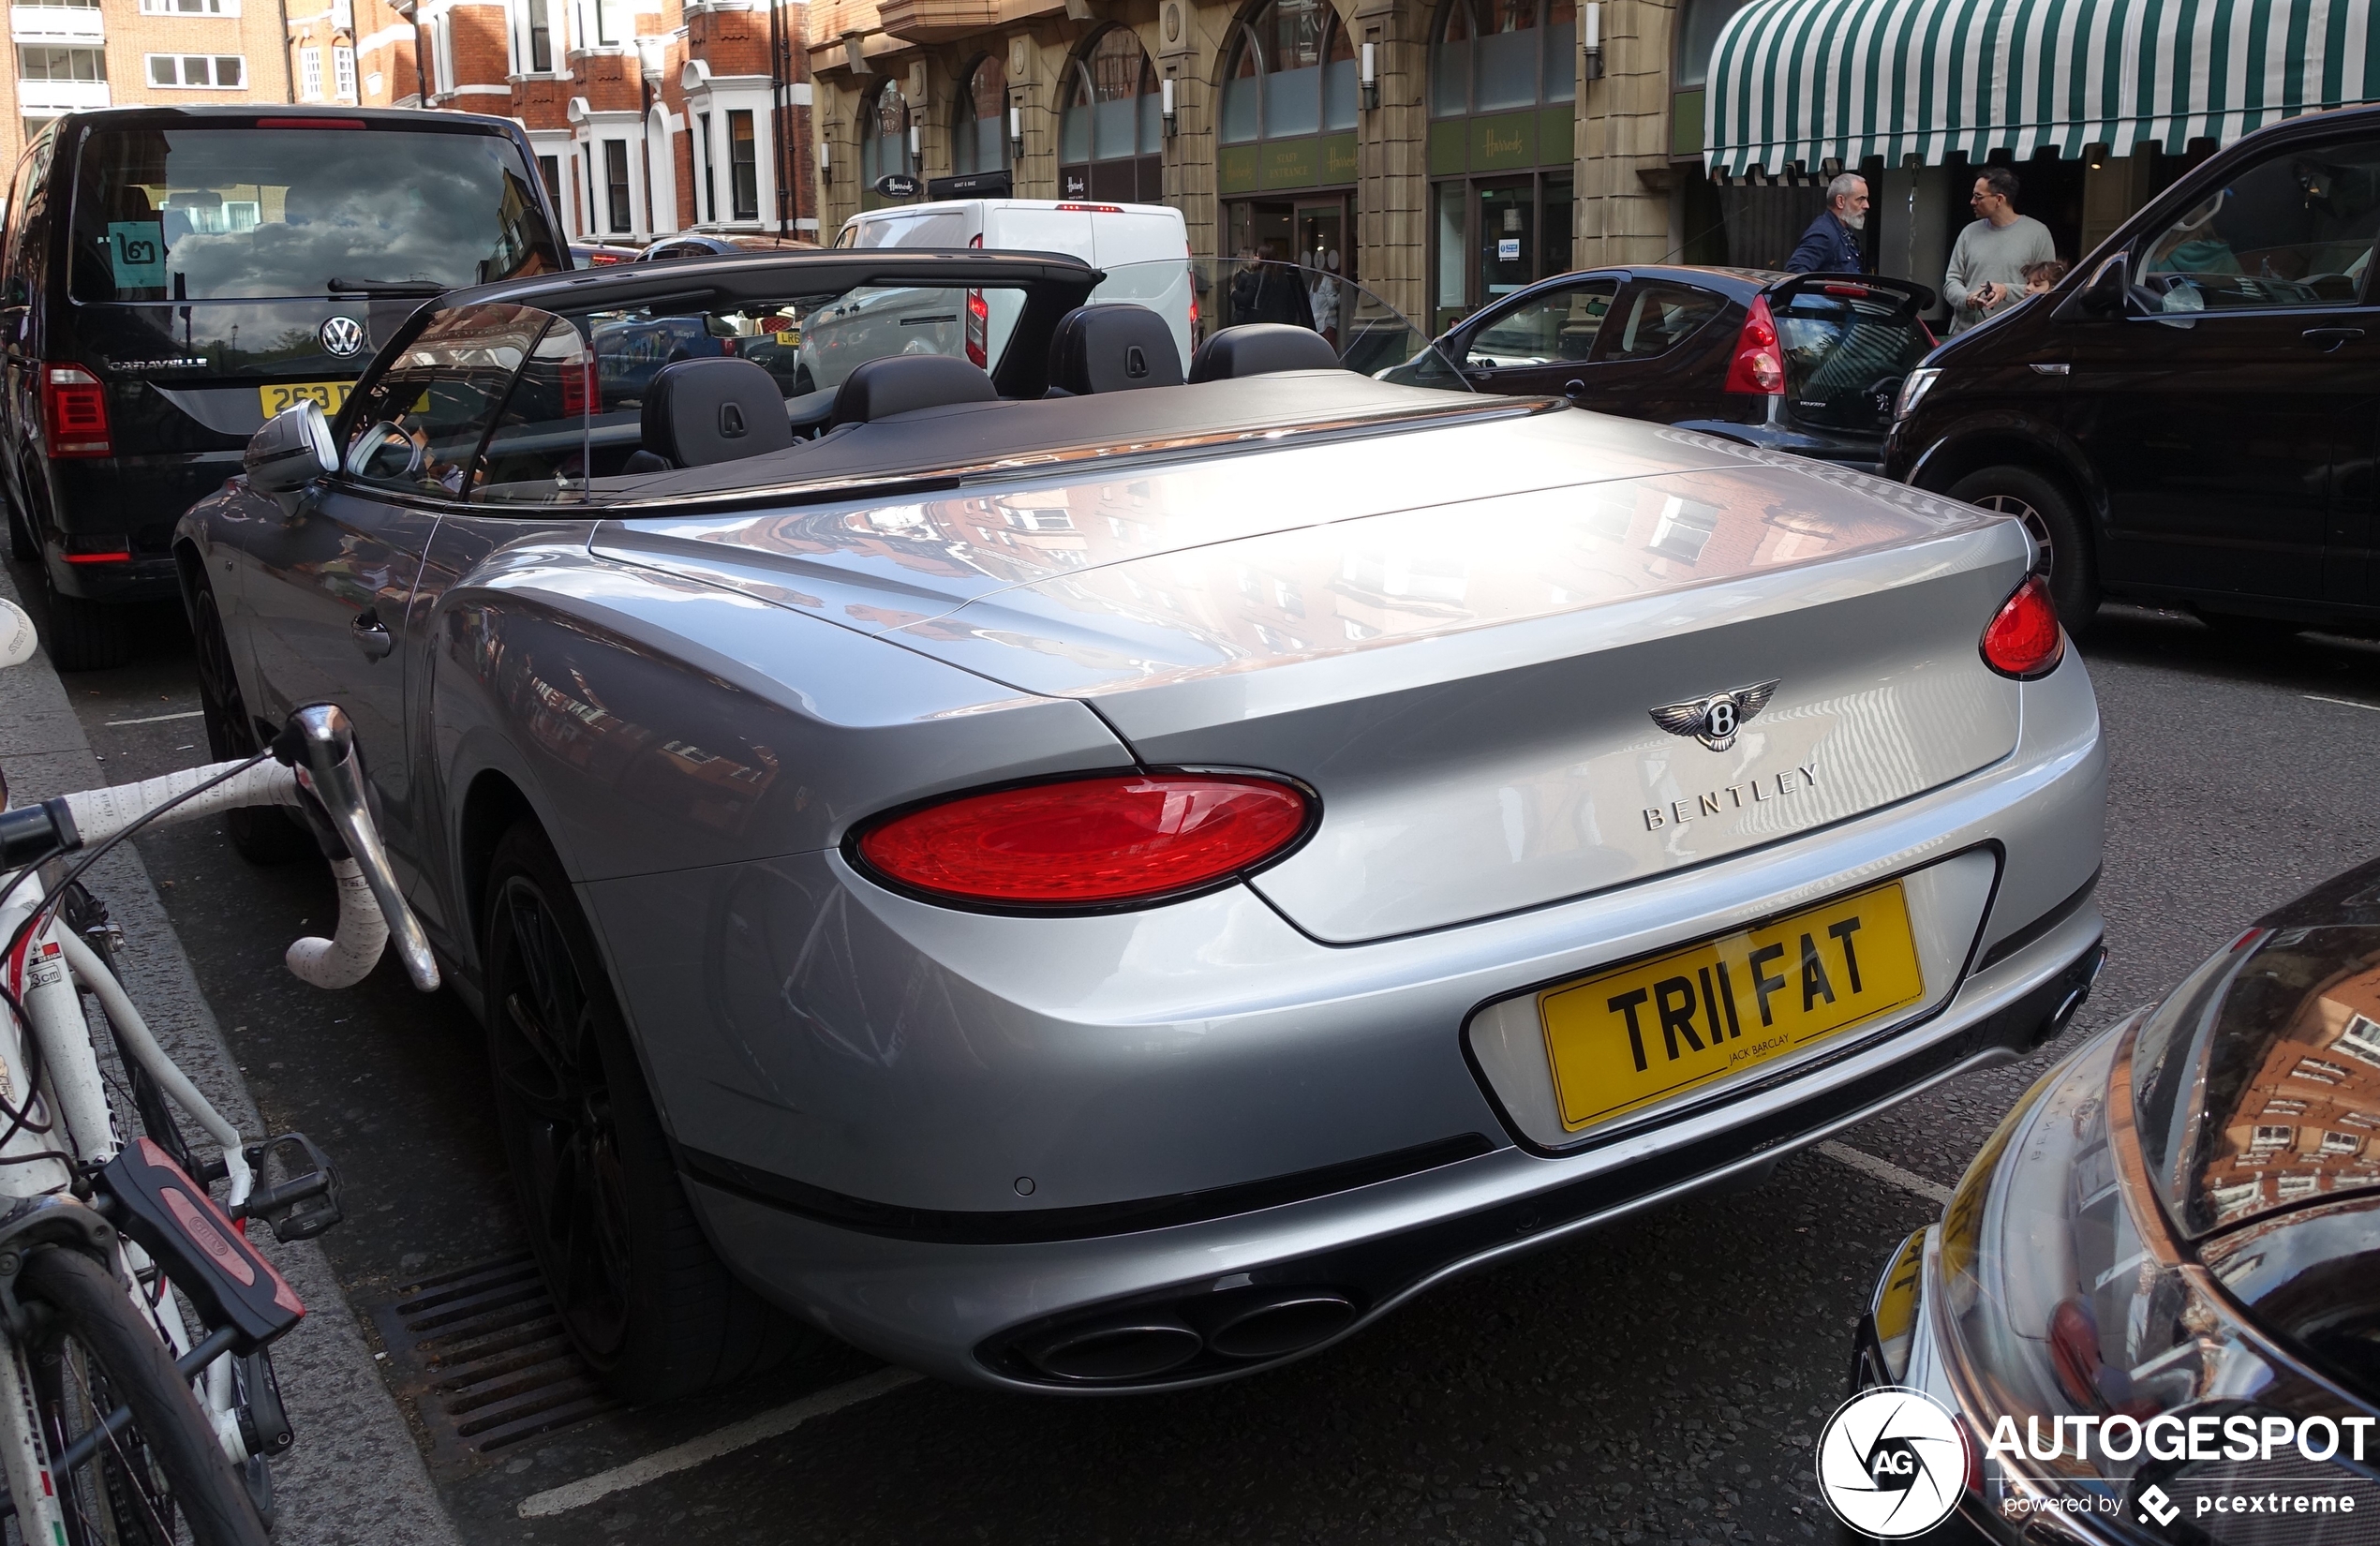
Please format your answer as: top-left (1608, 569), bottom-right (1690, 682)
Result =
top-left (16, 1247), bottom-right (267, 1546)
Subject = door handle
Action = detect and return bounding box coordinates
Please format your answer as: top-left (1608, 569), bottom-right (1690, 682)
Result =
top-left (350, 609), bottom-right (394, 662)
top-left (2302, 326), bottom-right (2366, 352)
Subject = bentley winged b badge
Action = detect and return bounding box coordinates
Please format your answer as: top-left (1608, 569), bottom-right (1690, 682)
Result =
top-left (1649, 679), bottom-right (1780, 752)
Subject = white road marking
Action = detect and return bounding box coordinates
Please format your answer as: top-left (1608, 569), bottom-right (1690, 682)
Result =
top-left (101, 708), bottom-right (204, 726)
top-left (1817, 1140), bottom-right (1955, 1207)
top-left (515, 1366), bottom-right (922, 1518)
top-left (2303, 694), bottom-right (2380, 714)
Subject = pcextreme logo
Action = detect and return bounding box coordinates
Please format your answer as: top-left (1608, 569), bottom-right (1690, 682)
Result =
top-left (1814, 1387), bottom-right (1968, 1539)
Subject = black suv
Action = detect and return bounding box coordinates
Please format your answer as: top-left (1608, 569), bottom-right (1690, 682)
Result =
top-left (0, 107), bottom-right (567, 668)
top-left (1885, 106), bottom-right (2380, 636)
top-left (1386, 265), bottom-right (1938, 473)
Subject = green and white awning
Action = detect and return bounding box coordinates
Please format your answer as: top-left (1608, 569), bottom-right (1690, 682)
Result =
top-left (1704, 0), bottom-right (2380, 178)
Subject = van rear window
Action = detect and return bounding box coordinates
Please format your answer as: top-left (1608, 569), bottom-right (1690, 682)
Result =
top-left (69, 126), bottom-right (563, 302)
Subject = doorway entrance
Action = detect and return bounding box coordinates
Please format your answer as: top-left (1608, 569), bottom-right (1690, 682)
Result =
top-left (1224, 193), bottom-right (1355, 334)
top-left (1431, 172), bottom-right (1574, 334)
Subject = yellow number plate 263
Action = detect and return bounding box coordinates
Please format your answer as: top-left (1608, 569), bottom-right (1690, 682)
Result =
top-left (1539, 881), bottom-right (1924, 1134)
top-left (259, 380), bottom-right (350, 417)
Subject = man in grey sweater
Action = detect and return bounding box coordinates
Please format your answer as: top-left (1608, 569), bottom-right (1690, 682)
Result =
top-left (1942, 167), bottom-right (2057, 333)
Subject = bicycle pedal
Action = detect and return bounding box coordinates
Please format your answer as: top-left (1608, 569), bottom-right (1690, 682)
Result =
top-left (231, 1133), bottom-right (342, 1244)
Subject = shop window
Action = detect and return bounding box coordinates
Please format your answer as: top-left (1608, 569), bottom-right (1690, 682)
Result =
top-left (1430, 0), bottom-right (1574, 118)
top-left (953, 52), bottom-right (1007, 175)
top-left (861, 81), bottom-right (912, 187)
top-left (1223, 0), bottom-right (1358, 144)
top-left (1058, 27), bottom-right (1161, 201)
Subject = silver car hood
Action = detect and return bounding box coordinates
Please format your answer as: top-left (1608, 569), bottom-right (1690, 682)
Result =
top-left (594, 408), bottom-right (2029, 941)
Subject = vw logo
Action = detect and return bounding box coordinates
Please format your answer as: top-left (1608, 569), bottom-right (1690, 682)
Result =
top-left (319, 316), bottom-right (365, 357)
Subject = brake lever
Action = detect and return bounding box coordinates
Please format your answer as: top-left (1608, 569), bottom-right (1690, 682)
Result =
top-left (272, 705), bottom-right (439, 992)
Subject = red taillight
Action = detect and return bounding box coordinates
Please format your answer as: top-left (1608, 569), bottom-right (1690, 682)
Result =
top-left (965, 288), bottom-right (989, 369)
top-left (1722, 296), bottom-right (1784, 395)
top-left (258, 116), bottom-right (363, 128)
top-left (42, 364), bottom-right (111, 457)
top-left (1981, 574), bottom-right (2064, 679)
top-left (559, 358), bottom-right (599, 418)
top-left (62, 534), bottom-right (130, 564)
top-left (855, 773), bottom-right (1311, 908)
top-left (1186, 240), bottom-right (1199, 335)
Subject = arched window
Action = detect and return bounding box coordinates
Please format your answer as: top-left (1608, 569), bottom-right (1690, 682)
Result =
top-left (1057, 27), bottom-right (1161, 201)
top-left (953, 52), bottom-right (1007, 174)
top-left (1430, 0), bottom-right (1574, 118)
top-left (860, 81), bottom-right (911, 188)
top-left (1220, 0), bottom-right (1357, 145)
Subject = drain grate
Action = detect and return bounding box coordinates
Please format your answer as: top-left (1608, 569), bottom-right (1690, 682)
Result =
top-left (369, 1254), bottom-right (617, 1474)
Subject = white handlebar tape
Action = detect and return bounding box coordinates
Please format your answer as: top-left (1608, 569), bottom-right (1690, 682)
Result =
top-left (62, 760), bottom-right (301, 848)
top-left (284, 860), bottom-right (388, 991)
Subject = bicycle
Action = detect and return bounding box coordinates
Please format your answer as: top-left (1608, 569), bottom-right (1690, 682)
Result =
top-left (0, 597), bottom-right (439, 1544)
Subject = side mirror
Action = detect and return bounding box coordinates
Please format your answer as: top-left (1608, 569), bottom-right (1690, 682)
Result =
top-left (245, 401), bottom-right (335, 501)
top-left (2060, 253), bottom-right (2130, 320)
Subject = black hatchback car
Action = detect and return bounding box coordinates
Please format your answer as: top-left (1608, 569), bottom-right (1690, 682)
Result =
top-left (0, 106), bottom-right (568, 668)
top-left (1885, 107), bottom-right (2380, 637)
top-left (1384, 264), bottom-right (1938, 472)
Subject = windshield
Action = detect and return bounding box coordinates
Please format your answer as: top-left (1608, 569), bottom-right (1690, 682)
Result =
top-left (70, 126), bottom-right (563, 302)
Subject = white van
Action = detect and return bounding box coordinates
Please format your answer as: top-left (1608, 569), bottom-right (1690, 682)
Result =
top-left (811, 200), bottom-right (1192, 389)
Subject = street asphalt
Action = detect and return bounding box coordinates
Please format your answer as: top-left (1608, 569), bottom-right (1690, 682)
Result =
top-left (8, 557), bottom-right (2378, 1546)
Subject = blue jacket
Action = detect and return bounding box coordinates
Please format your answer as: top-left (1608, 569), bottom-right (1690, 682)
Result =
top-left (1785, 209), bottom-right (1867, 275)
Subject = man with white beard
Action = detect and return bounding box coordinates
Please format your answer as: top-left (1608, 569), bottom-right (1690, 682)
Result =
top-left (1785, 173), bottom-right (1870, 274)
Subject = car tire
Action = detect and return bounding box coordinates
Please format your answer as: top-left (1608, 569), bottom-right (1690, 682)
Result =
top-left (37, 565), bottom-right (133, 672)
top-left (188, 577), bottom-right (314, 864)
top-left (1946, 466), bottom-right (2097, 637)
top-left (483, 820), bottom-right (803, 1401)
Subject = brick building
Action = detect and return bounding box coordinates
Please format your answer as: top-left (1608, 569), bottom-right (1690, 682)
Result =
top-left (4, 0), bottom-right (295, 171)
top-left (285, 0), bottom-right (819, 242)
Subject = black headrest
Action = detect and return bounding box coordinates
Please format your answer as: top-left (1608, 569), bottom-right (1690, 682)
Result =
top-left (640, 357), bottom-right (794, 468)
top-left (1047, 305), bottom-right (1184, 395)
top-left (1186, 323), bottom-right (1341, 384)
top-left (829, 354), bottom-right (1000, 427)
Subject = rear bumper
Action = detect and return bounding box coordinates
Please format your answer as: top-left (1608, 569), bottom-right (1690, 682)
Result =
top-left (688, 927), bottom-right (2102, 1391)
top-left (38, 451), bottom-right (239, 602)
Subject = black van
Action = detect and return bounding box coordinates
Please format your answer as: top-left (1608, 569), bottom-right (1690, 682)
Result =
top-left (1884, 106), bottom-right (2380, 637)
top-left (0, 107), bottom-right (568, 668)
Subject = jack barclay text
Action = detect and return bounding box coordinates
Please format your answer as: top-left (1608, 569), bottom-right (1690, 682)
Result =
top-left (1644, 764), bottom-right (1821, 831)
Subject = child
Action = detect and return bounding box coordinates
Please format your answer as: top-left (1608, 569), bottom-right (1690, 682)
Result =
top-left (2021, 259), bottom-right (2070, 295)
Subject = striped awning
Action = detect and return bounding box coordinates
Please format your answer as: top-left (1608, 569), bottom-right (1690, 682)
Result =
top-left (1704, 0), bottom-right (2380, 179)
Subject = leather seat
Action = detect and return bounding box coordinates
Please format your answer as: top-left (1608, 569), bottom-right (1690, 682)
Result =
top-left (1046, 305), bottom-right (1184, 395)
top-left (625, 357), bottom-right (793, 472)
top-left (1186, 323), bottom-right (1340, 383)
top-left (828, 354), bottom-right (1000, 428)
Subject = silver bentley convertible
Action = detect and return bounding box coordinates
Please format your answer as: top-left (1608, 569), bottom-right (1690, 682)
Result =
top-left (175, 249), bottom-right (2106, 1397)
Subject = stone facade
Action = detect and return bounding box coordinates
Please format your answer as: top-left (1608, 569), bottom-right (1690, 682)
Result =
top-left (807, 0), bottom-right (1698, 334)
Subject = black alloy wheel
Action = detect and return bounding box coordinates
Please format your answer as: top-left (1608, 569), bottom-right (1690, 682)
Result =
top-left (187, 580), bottom-right (312, 865)
top-left (1946, 465), bottom-right (2098, 636)
top-left (483, 822), bottom-right (800, 1400)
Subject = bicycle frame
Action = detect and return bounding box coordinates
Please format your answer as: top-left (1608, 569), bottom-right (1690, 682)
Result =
top-left (0, 700), bottom-right (438, 1534)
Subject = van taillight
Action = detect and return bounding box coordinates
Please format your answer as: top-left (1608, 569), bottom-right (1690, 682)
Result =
top-left (42, 364), bottom-right (111, 457)
top-left (1721, 296), bottom-right (1784, 396)
top-left (966, 289), bottom-right (989, 368)
top-left (559, 358), bottom-right (599, 418)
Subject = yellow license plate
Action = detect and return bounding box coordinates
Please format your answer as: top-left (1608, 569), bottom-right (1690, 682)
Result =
top-left (1540, 881), bottom-right (1924, 1134)
top-left (260, 380), bottom-right (350, 417)
top-left (773, 329), bottom-right (800, 346)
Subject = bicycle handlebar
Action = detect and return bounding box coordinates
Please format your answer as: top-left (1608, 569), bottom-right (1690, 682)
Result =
top-left (276, 706), bottom-right (439, 994)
